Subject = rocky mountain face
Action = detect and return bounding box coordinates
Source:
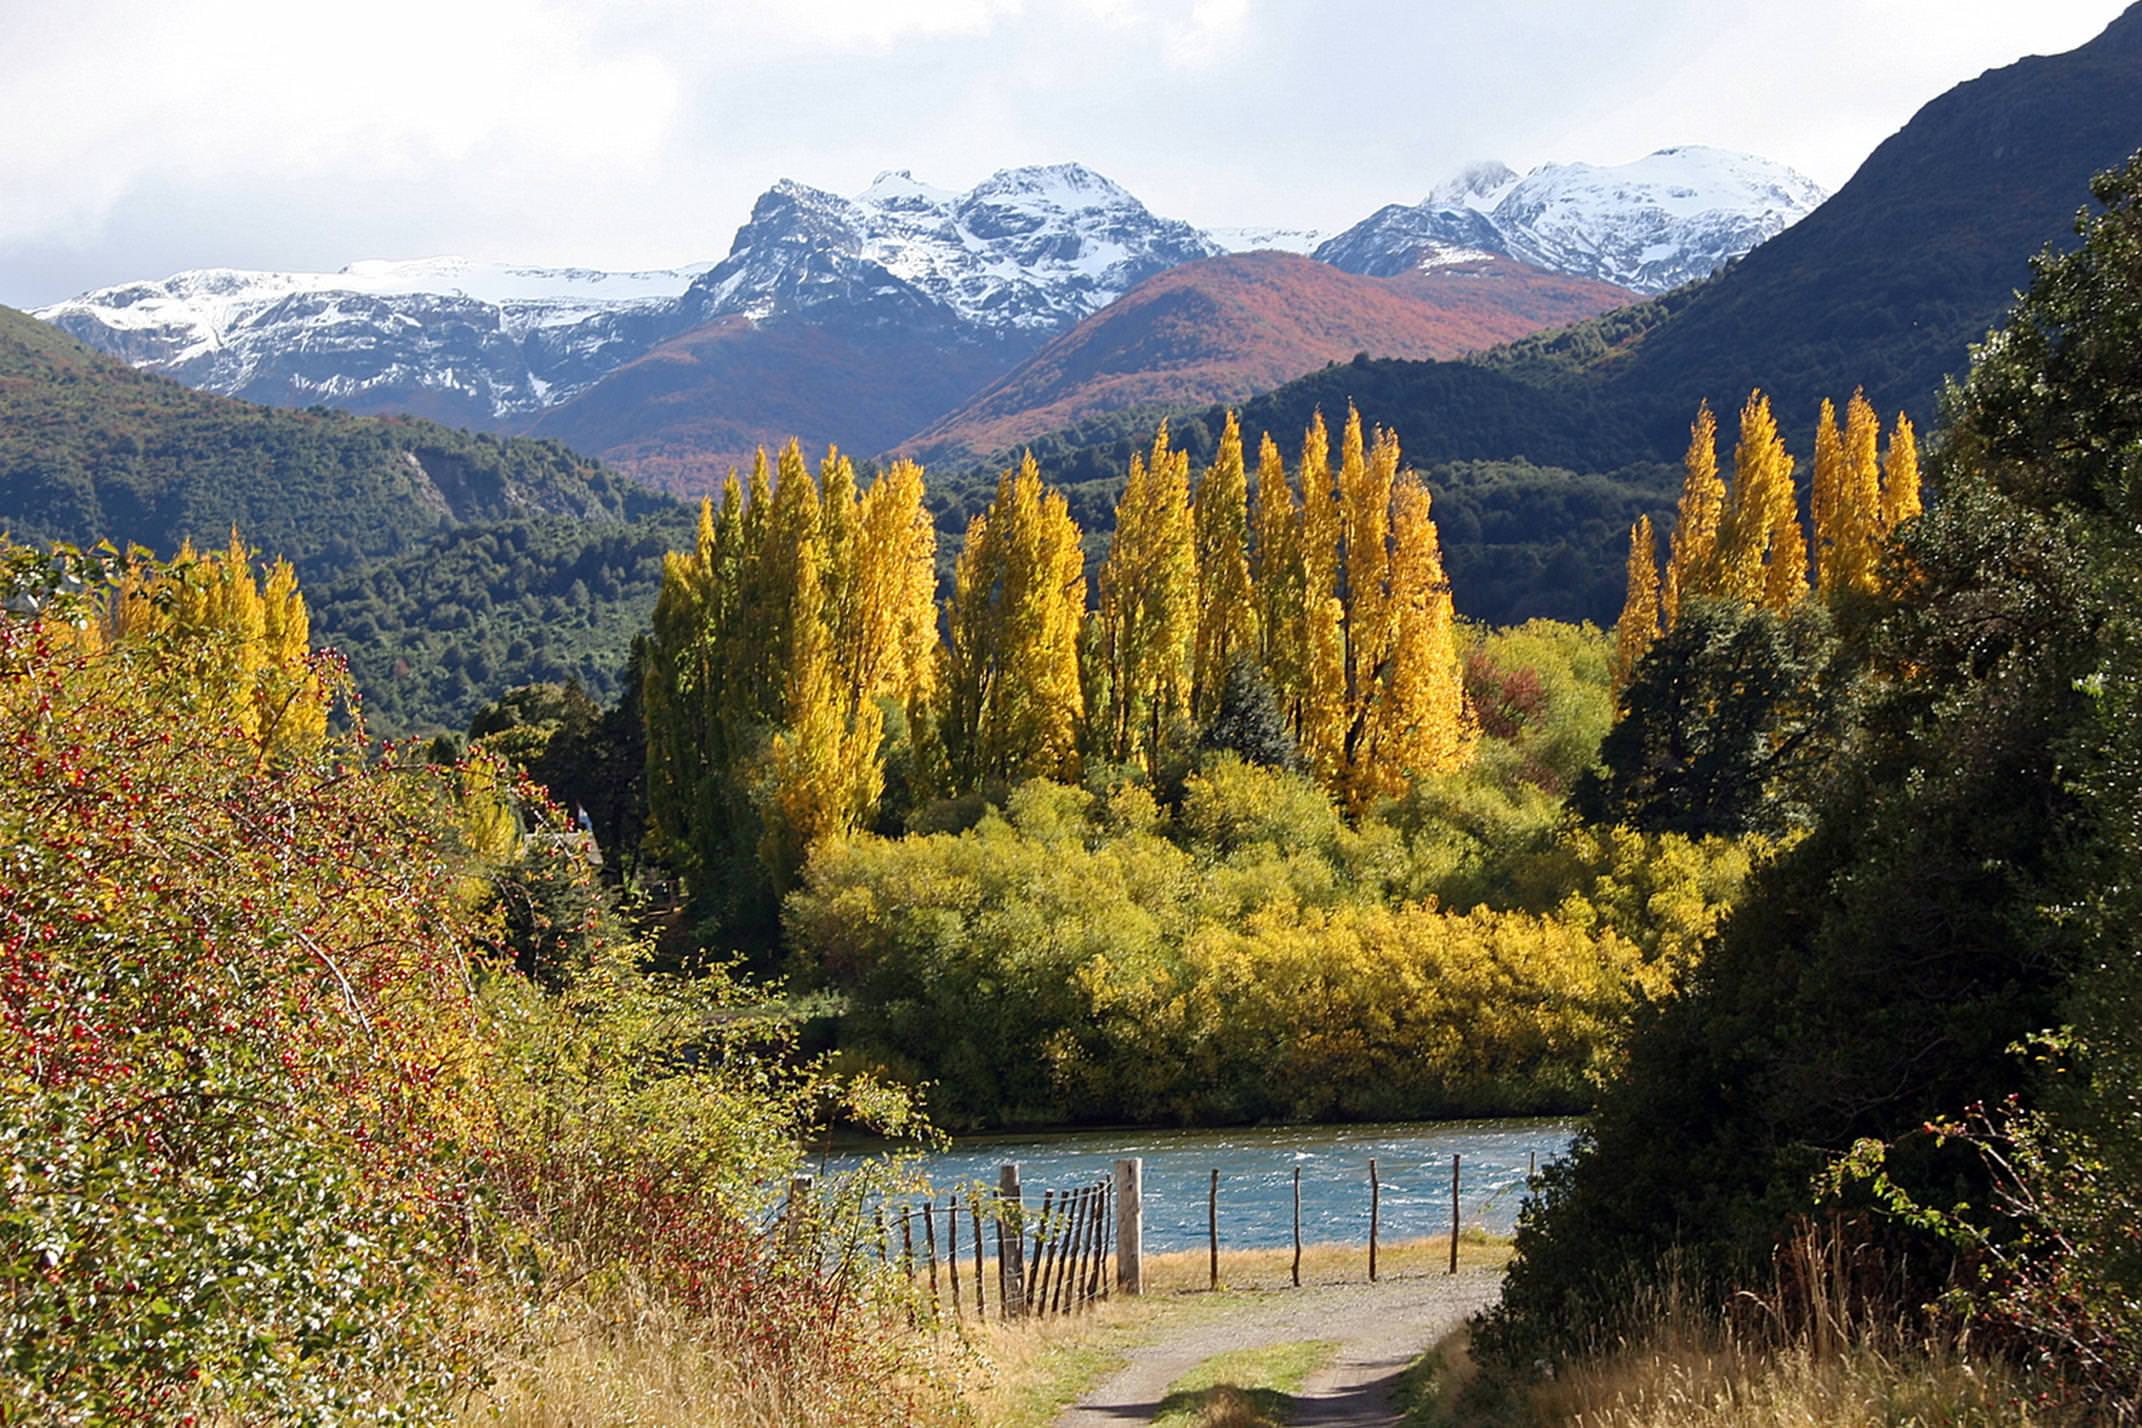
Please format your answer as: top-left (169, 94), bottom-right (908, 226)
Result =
top-left (1315, 147), bottom-right (1826, 294)
top-left (34, 258), bottom-right (708, 429)
top-left (37, 152), bottom-right (1824, 491)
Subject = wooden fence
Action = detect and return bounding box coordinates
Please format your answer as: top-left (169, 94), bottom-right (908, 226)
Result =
top-left (802, 1151), bottom-right (1528, 1320)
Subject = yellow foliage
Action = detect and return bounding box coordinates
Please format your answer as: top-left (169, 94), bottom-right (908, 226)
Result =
top-left (1613, 516), bottom-right (1661, 695)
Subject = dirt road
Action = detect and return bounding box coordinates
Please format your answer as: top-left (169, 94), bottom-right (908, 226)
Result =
top-left (1054, 1268), bottom-right (1501, 1427)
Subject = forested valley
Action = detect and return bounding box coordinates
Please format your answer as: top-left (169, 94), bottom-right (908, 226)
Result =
top-left (6, 116), bottom-right (2142, 1428)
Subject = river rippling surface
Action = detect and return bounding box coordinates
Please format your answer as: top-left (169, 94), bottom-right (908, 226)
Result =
top-left (832, 1118), bottom-right (1580, 1252)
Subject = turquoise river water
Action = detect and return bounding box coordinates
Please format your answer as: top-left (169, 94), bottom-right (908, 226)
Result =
top-left (830, 1117), bottom-right (1580, 1253)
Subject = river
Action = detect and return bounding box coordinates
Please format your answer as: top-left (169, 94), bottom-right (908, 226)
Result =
top-left (831, 1117), bottom-right (1580, 1253)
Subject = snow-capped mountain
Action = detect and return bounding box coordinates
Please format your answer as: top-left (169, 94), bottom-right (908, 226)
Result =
top-left (1206, 225), bottom-right (1325, 255)
top-left (37, 164), bottom-right (1219, 424)
top-left (1317, 147), bottom-right (1826, 294)
top-left (680, 164), bottom-right (1221, 335)
top-left (35, 150), bottom-right (1823, 444)
top-left (35, 258), bottom-right (710, 422)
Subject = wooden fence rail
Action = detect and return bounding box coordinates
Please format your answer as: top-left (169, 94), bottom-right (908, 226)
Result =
top-left (835, 1148), bottom-right (1546, 1320)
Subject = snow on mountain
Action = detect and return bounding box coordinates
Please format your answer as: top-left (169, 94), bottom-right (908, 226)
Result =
top-left (681, 163), bottom-right (1222, 335)
top-left (1206, 225), bottom-right (1325, 255)
top-left (1317, 147), bottom-right (1826, 294)
top-left (35, 150), bottom-right (1826, 431)
top-left (35, 258), bottom-right (709, 420)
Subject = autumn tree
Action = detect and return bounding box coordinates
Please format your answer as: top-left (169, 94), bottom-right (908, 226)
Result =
top-left (1613, 516), bottom-right (1661, 694)
top-left (1192, 412), bottom-right (1259, 725)
top-left (943, 455), bottom-right (1087, 786)
top-left (644, 441), bottom-right (939, 911)
top-left (1716, 390), bottom-right (1802, 611)
top-left (1810, 398), bottom-right (1847, 597)
top-left (1834, 390), bottom-right (1886, 597)
top-left (106, 533), bottom-right (326, 759)
top-left (1882, 412), bottom-right (1923, 530)
top-left (1252, 431), bottom-right (1306, 739)
top-left (1094, 427), bottom-right (1197, 771)
top-left (1297, 411), bottom-right (1347, 782)
top-left (1661, 402), bottom-right (1726, 625)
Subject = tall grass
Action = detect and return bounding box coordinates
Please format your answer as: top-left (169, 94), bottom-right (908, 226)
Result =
top-left (1413, 1223), bottom-right (2082, 1428)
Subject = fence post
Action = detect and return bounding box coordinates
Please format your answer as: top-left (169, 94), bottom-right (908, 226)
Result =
top-left (945, 1198), bottom-right (961, 1319)
top-left (1291, 1166), bottom-right (1302, 1288)
top-left (999, 1163), bottom-right (1026, 1317)
top-left (786, 1175), bottom-right (813, 1244)
top-left (1369, 1158), bottom-right (1380, 1283)
top-left (1113, 1157), bottom-right (1144, 1296)
top-left (923, 1198), bottom-right (940, 1307)
top-left (970, 1193), bottom-right (986, 1318)
top-left (1528, 1149), bottom-right (1537, 1184)
top-left (1448, 1153), bottom-right (1460, 1276)
top-left (1207, 1168), bottom-right (1220, 1291)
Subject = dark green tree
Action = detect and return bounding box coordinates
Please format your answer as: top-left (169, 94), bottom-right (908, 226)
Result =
top-left (1488, 152), bottom-right (2142, 1374)
top-left (1197, 655), bottom-right (1298, 772)
top-left (1571, 598), bottom-right (1840, 837)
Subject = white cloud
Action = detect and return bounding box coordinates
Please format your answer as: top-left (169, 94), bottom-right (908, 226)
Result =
top-left (0, 0), bottom-right (2130, 306)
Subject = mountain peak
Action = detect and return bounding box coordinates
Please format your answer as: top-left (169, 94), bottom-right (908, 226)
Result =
top-left (968, 162), bottom-right (1136, 209)
top-left (1427, 160), bottom-right (1521, 211)
top-left (859, 169), bottom-right (959, 208)
top-left (1320, 146), bottom-right (1826, 293)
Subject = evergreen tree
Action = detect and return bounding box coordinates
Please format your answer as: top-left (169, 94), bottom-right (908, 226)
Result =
top-left (1197, 655), bottom-right (1298, 770)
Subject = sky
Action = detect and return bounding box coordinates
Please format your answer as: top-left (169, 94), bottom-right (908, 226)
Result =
top-left (0, 0), bottom-right (2130, 308)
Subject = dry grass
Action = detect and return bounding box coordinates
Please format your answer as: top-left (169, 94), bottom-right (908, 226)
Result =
top-left (1398, 1229), bottom-right (2081, 1428)
top-left (459, 1237), bottom-right (1508, 1427)
top-left (1525, 1312), bottom-right (2062, 1427)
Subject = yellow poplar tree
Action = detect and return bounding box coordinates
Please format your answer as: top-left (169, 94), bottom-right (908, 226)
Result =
top-left (1882, 413), bottom-right (1923, 529)
top-left (944, 455), bottom-right (1087, 786)
top-left (1716, 391), bottom-right (1797, 606)
top-left (1351, 469), bottom-right (1470, 805)
top-left (1192, 412), bottom-right (1259, 723)
top-left (1810, 398), bottom-right (1847, 597)
top-left (846, 458), bottom-right (940, 715)
top-left (1613, 516), bottom-right (1661, 693)
top-left (1662, 401), bottom-right (1726, 625)
top-left (255, 557), bottom-right (326, 755)
top-left (765, 505), bottom-right (883, 884)
top-left (1297, 412), bottom-right (1347, 783)
top-left (1763, 494), bottom-right (1810, 612)
top-left (1252, 431), bottom-right (1306, 739)
top-left (1831, 389), bottom-right (1885, 597)
top-left (1096, 426), bottom-right (1197, 770)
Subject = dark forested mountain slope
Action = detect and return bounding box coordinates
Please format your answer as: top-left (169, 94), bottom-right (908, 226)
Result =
top-left (0, 305), bottom-right (685, 735)
top-left (0, 305), bottom-right (672, 574)
top-left (992, 7), bottom-right (2142, 487)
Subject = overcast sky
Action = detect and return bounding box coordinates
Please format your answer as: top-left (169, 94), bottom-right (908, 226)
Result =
top-left (0, 0), bottom-right (2129, 308)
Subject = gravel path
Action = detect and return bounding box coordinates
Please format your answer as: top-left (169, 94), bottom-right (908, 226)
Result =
top-left (1054, 1268), bottom-right (1502, 1427)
